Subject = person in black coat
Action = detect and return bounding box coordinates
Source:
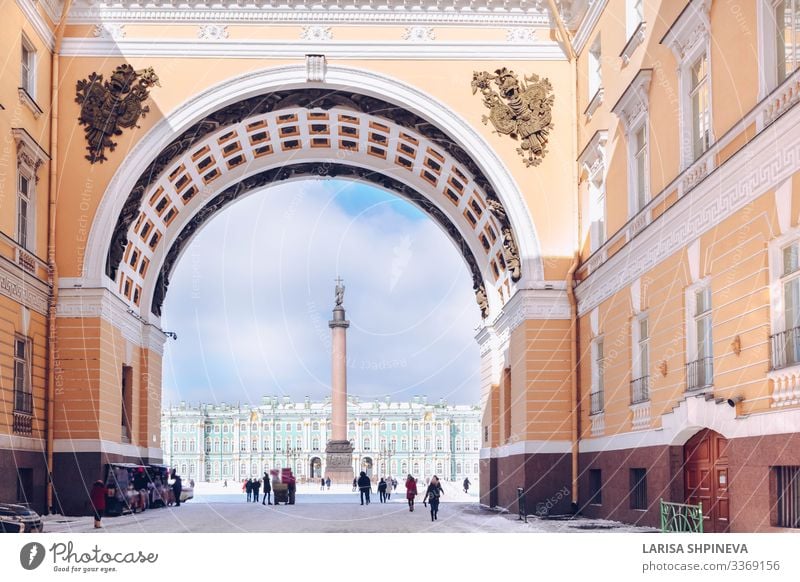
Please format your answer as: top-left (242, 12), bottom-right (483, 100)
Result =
top-left (252, 478), bottom-right (261, 503)
top-left (262, 472), bottom-right (272, 505)
top-left (378, 478), bottom-right (388, 503)
top-left (172, 473), bottom-right (183, 507)
top-left (423, 475), bottom-right (444, 522)
top-left (245, 478), bottom-right (252, 502)
top-left (357, 471), bottom-right (371, 505)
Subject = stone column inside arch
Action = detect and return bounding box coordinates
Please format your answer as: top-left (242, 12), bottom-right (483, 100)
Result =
top-left (325, 278), bottom-right (354, 484)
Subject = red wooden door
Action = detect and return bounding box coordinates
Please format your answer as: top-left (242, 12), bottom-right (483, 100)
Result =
top-left (684, 429), bottom-right (730, 532)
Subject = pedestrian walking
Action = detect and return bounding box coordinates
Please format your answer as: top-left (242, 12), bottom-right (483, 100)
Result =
top-left (463, 477), bottom-right (471, 494)
top-left (357, 471), bottom-right (372, 505)
top-left (326, 477), bottom-right (331, 490)
top-left (252, 478), bottom-right (261, 503)
top-left (386, 477), bottom-right (392, 501)
top-left (423, 475), bottom-right (444, 521)
top-left (245, 478), bottom-right (253, 502)
top-left (378, 478), bottom-right (388, 503)
top-left (223, 479), bottom-right (227, 488)
top-left (320, 477), bottom-right (325, 491)
top-left (172, 472), bottom-right (183, 507)
top-left (262, 472), bottom-right (272, 505)
top-left (405, 474), bottom-right (417, 512)
top-left (352, 477), bottom-right (357, 492)
top-left (90, 480), bottom-right (106, 529)
top-left (392, 477), bottom-right (398, 491)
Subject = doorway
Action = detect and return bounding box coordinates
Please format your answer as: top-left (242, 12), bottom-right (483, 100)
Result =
top-left (684, 429), bottom-right (730, 532)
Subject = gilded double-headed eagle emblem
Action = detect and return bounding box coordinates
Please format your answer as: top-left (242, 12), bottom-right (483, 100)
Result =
top-left (471, 67), bottom-right (554, 167)
top-left (75, 64), bottom-right (160, 164)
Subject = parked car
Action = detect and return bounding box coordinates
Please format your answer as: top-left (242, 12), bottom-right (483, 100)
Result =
top-left (0, 503), bottom-right (44, 533)
top-left (180, 484), bottom-right (194, 503)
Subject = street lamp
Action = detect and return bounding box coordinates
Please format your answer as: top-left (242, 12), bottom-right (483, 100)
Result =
top-left (380, 441), bottom-right (395, 480)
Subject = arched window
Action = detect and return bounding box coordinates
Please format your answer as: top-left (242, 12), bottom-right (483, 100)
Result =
top-left (214, 425), bottom-right (220, 433)
top-left (413, 462), bottom-right (420, 474)
top-left (240, 462), bottom-right (246, 476)
top-left (223, 424), bottom-right (228, 433)
top-left (206, 465), bottom-right (212, 477)
top-left (425, 461), bottom-right (432, 475)
top-left (436, 422), bottom-right (443, 431)
top-left (400, 438), bottom-right (408, 451)
top-left (401, 461), bottom-right (408, 475)
top-left (391, 436), bottom-right (397, 450)
top-left (473, 462), bottom-right (479, 474)
top-left (296, 423), bottom-right (302, 431)
top-left (424, 438), bottom-right (431, 451)
top-left (263, 423), bottom-right (269, 431)
top-left (213, 462), bottom-right (219, 476)
top-left (425, 423), bottom-right (431, 431)
top-left (251, 462), bottom-right (258, 474)
top-left (391, 460), bottom-right (397, 474)
top-left (401, 423), bottom-right (407, 431)
top-left (349, 421), bottom-right (355, 430)
top-left (181, 463), bottom-right (187, 475)
top-left (456, 462), bottom-right (462, 475)
top-left (252, 423), bottom-right (258, 431)
top-left (391, 423), bottom-right (397, 431)
top-left (363, 438), bottom-right (371, 451)
top-left (189, 463), bottom-right (195, 477)
top-left (213, 440), bottom-right (220, 452)
top-left (240, 422), bottom-right (246, 430)
top-left (189, 439), bottom-right (196, 452)
top-left (222, 462), bottom-right (228, 476)
top-left (172, 439), bottom-right (178, 451)
top-left (312, 421), bottom-right (319, 431)
top-left (364, 422), bottom-right (371, 431)
top-left (286, 423), bottom-right (292, 431)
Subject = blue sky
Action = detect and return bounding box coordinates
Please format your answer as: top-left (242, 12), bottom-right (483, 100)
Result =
top-left (160, 179), bottom-right (481, 406)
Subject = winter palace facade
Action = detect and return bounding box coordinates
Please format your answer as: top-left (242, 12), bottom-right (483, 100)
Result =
top-left (160, 397), bottom-right (482, 484)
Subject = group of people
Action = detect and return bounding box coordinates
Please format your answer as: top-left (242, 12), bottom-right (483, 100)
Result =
top-left (89, 469), bottom-right (187, 529)
top-left (353, 472), bottom-right (445, 522)
top-left (319, 477), bottom-right (332, 490)
top-left (243, 474), bottom-right (273, 505)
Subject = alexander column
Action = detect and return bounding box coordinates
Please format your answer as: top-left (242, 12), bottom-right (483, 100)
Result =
top-left (325, 277), bottom-right (354, 484)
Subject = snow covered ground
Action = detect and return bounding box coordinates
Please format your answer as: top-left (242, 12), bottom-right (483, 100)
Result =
top-left (40, 481), bottom-right (656, 533)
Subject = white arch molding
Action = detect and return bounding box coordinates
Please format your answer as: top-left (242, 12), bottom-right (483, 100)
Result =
top-left (80, 65), bottom-right (543, 319)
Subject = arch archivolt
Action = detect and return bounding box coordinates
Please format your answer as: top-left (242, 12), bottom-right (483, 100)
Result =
top-left (79, 65), bottom-right (544, 324)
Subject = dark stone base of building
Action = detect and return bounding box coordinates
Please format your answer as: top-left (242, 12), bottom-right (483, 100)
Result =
top-left (480, 452), bottom-right (572, 516)
top-left (0, 448), bottom-right (48, 515)
top-left (52, 450), bottom-right (161, 516)
top-left (578, 444), bottom-right (683, 529)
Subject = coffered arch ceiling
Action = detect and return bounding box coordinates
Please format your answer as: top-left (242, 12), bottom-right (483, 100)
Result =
top-left (107, 90), bottom-right (526, 319)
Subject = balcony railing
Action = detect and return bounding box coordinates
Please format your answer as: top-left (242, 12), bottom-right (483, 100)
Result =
top-left (686, 357), bottom-right (714, 391)
top-left (770, 326), bottom-right (800, 371)
top-left (13, 390), bottom-right (33, 414)
top-left (590, 391), bottom-right (604, 415)
top-left (630, 375), bottom-right (650, 404)
top-left (13, 411), bottom-right (33, 435)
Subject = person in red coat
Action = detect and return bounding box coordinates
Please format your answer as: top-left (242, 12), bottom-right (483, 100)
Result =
top-left (90, 480), bottom-right (106, 529)
top-left (405, 474), bottom-right (418, 512)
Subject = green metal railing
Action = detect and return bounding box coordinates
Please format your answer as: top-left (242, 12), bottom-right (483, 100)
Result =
top-left (660, 499), bottom-right (703, 533)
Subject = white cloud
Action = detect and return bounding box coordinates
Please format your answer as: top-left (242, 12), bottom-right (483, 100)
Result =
top-left (161, 179), bottom-right (481, 407)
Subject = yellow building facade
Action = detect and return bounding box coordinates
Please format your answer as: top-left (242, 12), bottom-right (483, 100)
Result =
top-left (0, 0), bottom-right (798, 532)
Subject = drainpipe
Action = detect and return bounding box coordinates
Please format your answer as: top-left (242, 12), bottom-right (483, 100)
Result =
top-left (566, 253), bottom-right (580, 509)
top-left (545, 0), bottom-right (577, 62)
top-left (46, 0), bottom-right (74, 514)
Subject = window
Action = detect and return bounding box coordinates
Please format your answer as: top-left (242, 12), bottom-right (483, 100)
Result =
top-left (264, 439), bottom-right (270, 450)
top-left (17, 170), bottom-right (34, 251)
top-left (364, 422), bottom-right (370, 431)
top-left (591, 339), bottom-right (605, 414)
top-left (12, 336), bottom-right (32, 414)
top-left (213, 440), bottom-right (220, 452)
top-left (252, 438), bottom-right (258, 451)
top-left (252, 423), bottom-right (258, 431)
top-left (121, 365), bottom-right (133, 442)
top-left (20, 36), bottom-right (35, 97)
top-left (589, 469), bottom-right (602, 505)
top-left (240, 439), bottom-right (247, 452)
top-left (364, 438), bottom-right (371, 451)
top-left (774, 466), bottom-right (800, 527)
top-left (633, 125), bottom-right (648, 210)
top-left (687, 285), bottom-right (713, 390)
top-left (473, 462), bottom-right (479, 474)
top-left (401, 437), bottom-right (408, 451)
top-left (774, 241), bottom-right (800, 368)
top-left (425, 438), bottom-right (431, 451)
top-left (630, 468), bottom-right (648, 510)
top-left (286, 423), bottom-right (292, 431)
top-left (312, 421), bottom-right (319, 431)
top-left (690, 53), bottom-right (711, 161)
top-left (205, 439), bottom-right (211, 453)
top-left (456, 438), bottom-right (462, 452)
top-left (189, 439), bottom-right (195, 452)
top-left (579, 131), bottom-right (607, 251)
top-left (588, 36), bottom-right (602, 98)
top-left (631, 317), bottom-right (650, 403)
top-left (626, 0), bottom-right (644, 39)
top-left (391, 423), bottom-right (397, 431)
top-left (436, 438), bottom-right (443, 451)
top-left (776, 1), bottom-right (800, 85)
top-left (312, 438), bottom-right (319, 451)
top-left (181, 440), bottom-right (186, 452)
top-left (349, 421), bottom-right (355, 430)
top-left (413, 438), bottom-right (420, 451)
top-left (436, 461), bottom-right (443, 474)
top-left (436, 422), bottom-right (443, 431)
top-left (296, 423), bottom-right (302, 431)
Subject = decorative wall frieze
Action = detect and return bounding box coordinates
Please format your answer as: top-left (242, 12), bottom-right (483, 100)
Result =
top-left (402, 26), bottom-right (435, 42)
top-left (93, 23), bottom-right (126, 40)
top-left (305, 54), bottom-right (326, 82)
top-left (471, 67), bottom-right (554, 167)
top-left (575, 85), bottom-right (800, 316)
top-left (0, 257), bottom-right (49, 315)
top-left (506, 28), bottom-right (536, 43)
top-left (57, 287), bottom-right (168, 355)
top-left (59, 38), bottom-right (567, 61)
top-left (198, 24), bottom-right (228, 40)
top-left (489, 288), bottom-right (571, 344)
top-left (301, 26), bottom-right (332, 41)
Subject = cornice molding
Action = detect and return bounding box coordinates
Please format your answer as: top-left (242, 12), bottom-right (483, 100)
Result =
top-left (15, 0), bottom-right (55, 51)
top-left (59, 38), bottom-right (567, 60)
top-left (660, 0), bottom-right (711, 60)
top-left (611, 68), bottom-right (652, 129)
top-left (573, 0), bottom-right (607, 56)
top-left (479, 439), bottom-right (572, 459)
top-left (575, 96), bottom-right (800, 316)
top-left (65, 1), bottom-right (554, 26)
top-left (577, 129), bottom-right (607, 177)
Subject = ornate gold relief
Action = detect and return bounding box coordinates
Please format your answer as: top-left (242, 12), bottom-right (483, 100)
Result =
top-left (471, 67), bottom-right (554, 167)
top-left (658, 360), bottom-right (668, 378)
top-left (75, 64), bottom-right (160, 164)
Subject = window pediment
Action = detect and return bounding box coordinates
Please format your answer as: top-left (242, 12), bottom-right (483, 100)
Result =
top-left (611, 69), bottom-right (652, 129)
top-left (12, 128), bottom-right (49, 181)
top-left (660, 0), bottom-right (711, 60)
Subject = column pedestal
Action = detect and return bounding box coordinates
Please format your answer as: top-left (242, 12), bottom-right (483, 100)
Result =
top-left (324, 439), bottom-right (354, 484)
